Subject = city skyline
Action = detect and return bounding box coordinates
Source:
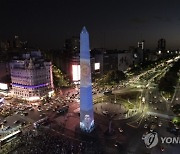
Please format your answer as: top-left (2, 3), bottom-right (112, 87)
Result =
top-left (1, 0), bottom-right (180, 50)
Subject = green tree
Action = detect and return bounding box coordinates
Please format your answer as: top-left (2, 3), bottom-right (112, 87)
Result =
top-left (99, 70), bottom-right (126, 85)
top-left (52, 65), bottom-right (69, 87)
top-left (172, 104), bottom-right (180, 116)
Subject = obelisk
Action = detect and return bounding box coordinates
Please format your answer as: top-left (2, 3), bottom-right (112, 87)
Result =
top-left (80, 26), bottom-right (94, 132)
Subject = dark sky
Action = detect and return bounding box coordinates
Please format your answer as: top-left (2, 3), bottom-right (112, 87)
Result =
top-left (0, 0), bottom-right (180, 50)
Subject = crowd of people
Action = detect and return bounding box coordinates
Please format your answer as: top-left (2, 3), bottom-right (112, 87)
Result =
top-left (11, 128), bottom-right (103, 154)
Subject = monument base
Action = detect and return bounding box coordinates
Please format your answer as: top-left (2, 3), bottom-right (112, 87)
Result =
top-left (75, 124), bottom-right (101, 141)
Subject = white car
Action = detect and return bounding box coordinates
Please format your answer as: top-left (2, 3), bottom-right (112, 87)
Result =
top-left (102, 110), bottom-right (108, 115)
top-left (118, 128), bottom-right (123, 133)
top-left (158, 122), bottom-right (162, 127)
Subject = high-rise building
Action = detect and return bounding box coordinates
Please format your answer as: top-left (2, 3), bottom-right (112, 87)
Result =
top-left (80, 27), bottom-right (94, 133)
top-left (138, 40), bottom-right (145, 50)
top-left (64, 36), bottom-right (80, 54)
top-left (158, 38), bottom-right (166, 51)
top-left (10, 51), bottom-right (54, 100)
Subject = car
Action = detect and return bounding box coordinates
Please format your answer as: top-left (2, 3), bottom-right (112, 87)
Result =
top-left (21, 121), bottom-right (27, 126)
top-left (150, 125), bottom-right (156, 132)
top-left (29, 108), bottom-right (34, 111)
top-left (63, 105), bottom-right (69, 108)
top-left (160, 146), bottom-right (165, 152)
top-left (144, 124), bottom-right (148, 129)
top-left (114, 141), bottom-right (124, 151)
top-left (14, 120), bottom-right (20, 124)
top-left (40, 114), bottom-right (43, 117)
top-left (37, 108), bottom-right (42, 112)
top-left (103, 90), bottom-right (112, 95)
top-left (158, 122), bottom-right (162, 127)
top-left (23, 112), bottom-right (28, 116)
top-left (102, 110), bottom-right (108, 115)
top-left (3, 126), bottom-right (10, 131)
top-left (3, 120), bottom-right (7, 123)
top-left (118, 128), bottom-right (123, 133)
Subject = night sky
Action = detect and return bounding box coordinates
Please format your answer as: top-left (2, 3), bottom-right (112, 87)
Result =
top-left (0, 0), bottom-right (180, 50)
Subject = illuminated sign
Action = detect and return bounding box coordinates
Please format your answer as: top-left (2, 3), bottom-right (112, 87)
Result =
top-left (94, 63), bottom-right (100, 70)
top-left (0, 83), bottom-right (8, 90)
top-left (12, 83), bottom-right (48, 89)
top-left (72, 65), bottom-right (80, 81)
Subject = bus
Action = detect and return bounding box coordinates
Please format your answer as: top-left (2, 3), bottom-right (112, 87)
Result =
top-left (33, 117), bottom-right (49, 128)
top-left (0, 129), bottom-right (21, 147)
top-left (103, 90), bottom-right (112, 95)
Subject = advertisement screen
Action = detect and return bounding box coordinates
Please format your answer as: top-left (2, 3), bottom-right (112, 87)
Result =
top-left (94, 63), bottom-right (100, 70)
top-left (72, 65), bottom-right (80, 81)
top-left (0, 83), bottom-right (8, 90)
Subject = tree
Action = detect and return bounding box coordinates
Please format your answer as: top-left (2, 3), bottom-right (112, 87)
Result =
top-left (102, 70), bottom-right (126, 84)
top-left (52, 65), bottom-right (69, 87)
top-left (172, 104), bottom-right (180, 116)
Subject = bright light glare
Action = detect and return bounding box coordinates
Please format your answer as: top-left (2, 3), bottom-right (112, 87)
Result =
top-left (94, 63), bottom-right (100, 70)
top-left (0, 83), bottom-right (8, 90)
top-left (48, 90), bottom-right (54, 97)
top-left (72, 65), bottom-right (80, 81)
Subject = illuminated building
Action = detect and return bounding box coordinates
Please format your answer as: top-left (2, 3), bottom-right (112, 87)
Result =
top-left (64, 36), bottom-right (80, 54)
top-left (92, 49), bottom-right (134, 74)
top-left (10, 51), bottom-right (54, 101)
top-left (0, 62), bottom-right (10, 94)
top-left (80, 27), bottom-right (94, 132)
top-left (138, 40), bottom-right (145, 50)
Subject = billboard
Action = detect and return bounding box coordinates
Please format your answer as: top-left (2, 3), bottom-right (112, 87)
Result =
top-left (72, 65), bottom-right (80, 81)
top-left (94, 63), bottom-right (100, 70)
top-left (0, 83), bottom-right (8, 90)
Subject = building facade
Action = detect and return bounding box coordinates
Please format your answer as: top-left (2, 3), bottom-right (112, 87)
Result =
top-left (138, 40), bottom-right (145, 50)
top-left (0, 62), bottom-right (10, 93)
top-left (158, 38), bottom-right (166, 51)
top-left (118, 51), bottom-right (133, 71)
top-left (10, 51), bottom-right (54, 100)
